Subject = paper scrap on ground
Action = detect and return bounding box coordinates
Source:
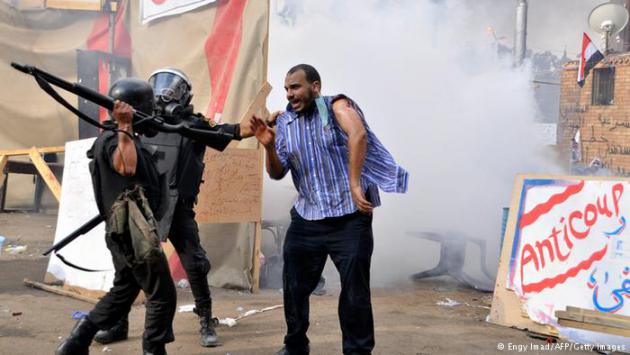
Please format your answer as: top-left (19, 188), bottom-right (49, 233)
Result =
top-left (218, 304), bottom-right (283, 327)
top-left (436, 298), bottom-right (460, 307)
top-left (178, 304), bottom-right (195, 313)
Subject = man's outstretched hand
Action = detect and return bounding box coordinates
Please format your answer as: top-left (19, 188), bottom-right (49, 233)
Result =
top-left (249, 116), bottom-right (276, 149)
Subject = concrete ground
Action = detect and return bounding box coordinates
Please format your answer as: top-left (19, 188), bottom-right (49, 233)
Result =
top-left (0, 212), bottom-right (596, 355)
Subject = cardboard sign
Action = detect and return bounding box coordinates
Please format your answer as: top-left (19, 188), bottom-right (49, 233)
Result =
top-left (490, 174), bottom-right (630, 347)
top-left (510, 178), bottom-right (630, 319)
top-left (195, 148), bottom-right (262, 224)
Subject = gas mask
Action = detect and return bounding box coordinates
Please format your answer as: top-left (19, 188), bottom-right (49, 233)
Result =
top-left (148, 68), bottom-right (193, 121)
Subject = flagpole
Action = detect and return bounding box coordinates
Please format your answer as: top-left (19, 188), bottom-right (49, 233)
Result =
top-left (514, 0), bottom-right (528, 66)
top-left (106, 0), bottom-right (116, 87)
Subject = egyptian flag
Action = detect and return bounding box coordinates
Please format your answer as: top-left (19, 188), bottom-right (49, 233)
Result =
top-left (578, 33), bottom-right (604, 87)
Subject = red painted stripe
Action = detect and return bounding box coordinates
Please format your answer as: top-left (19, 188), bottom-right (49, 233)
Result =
top-left (97, 59), bottom-right (109, 123)
top-left (519, 181), bottom-right (585, 229)
top-left (167, 250), bottom-right (188, 281)
top-left (86, 2), bottom-right (132, 122)
top-left (522, 244), bottom-right (607, 294)
top-left (204, 0), bottom-right (248, 120)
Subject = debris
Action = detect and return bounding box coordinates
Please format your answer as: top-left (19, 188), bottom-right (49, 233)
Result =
top-left (241, 310), bottom-right (258, 317)
top-left (71, 311), bottom-right (89, 319)
top-left (236, 306), bottom-right (244, 313)
top-left (463, 302), bottom-right (490, 310)
top-left (12, 312), bottom-right (22, 317)
top-left (219, 318), bottom-right (237, 327)
top-left (177, 279), bottom-right (190, 289)
top-left (178, 304), bottom-right (195, 313)
top-left (312, 277), bottom-right (327, 296)
top-left (102, 346), bottom-right (112, 352)
top-left (5, 245), bottom-right (27, 255)
top-left (0, 236), bottom-right (5, 252)
top-left (217, 304), bottom-right (283, 328)
top-left (436, 298), bottom-right (461, 307)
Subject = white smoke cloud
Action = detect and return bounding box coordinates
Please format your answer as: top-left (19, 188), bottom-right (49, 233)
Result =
top-left (264, 0), bottom-right (567, 288)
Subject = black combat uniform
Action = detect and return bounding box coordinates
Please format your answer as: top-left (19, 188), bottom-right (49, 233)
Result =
top-left (87, 130), bottom-right (176, 353)
top-left (141, 115), bottom-right (241, 315)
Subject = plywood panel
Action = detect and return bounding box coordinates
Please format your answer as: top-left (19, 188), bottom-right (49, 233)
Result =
top-left (195, 148), bottom-right (262, 224)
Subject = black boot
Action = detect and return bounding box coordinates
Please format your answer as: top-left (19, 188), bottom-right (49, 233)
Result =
top-left (55, 317), bottom-right (99, 355)
top-left (143, 340), bottom-right (167, 355)
top-left (194, 307), bottom-right (219, 347)
top-left (94, 315), bottom-right (129, 344)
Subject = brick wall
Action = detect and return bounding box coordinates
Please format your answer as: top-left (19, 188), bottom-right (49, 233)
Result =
top-left (558, 54), bottom-right (630, 176)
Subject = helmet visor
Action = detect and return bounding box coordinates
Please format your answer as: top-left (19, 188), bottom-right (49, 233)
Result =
top-left (149, 72), bottom-right (189, 103)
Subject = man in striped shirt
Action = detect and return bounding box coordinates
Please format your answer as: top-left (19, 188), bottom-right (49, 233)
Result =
top-left (250, 64), bottom-right (408, 355)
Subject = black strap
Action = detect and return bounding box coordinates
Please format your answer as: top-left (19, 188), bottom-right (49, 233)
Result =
top-left (54, 252), bottom-right (111, 273)
top-left (33, 72), bottom-right (134, 140)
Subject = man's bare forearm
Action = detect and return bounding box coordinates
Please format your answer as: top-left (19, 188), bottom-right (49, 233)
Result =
top-left (112, 125), bottom-right (137, 176)
top-left (347, 130), bottom-right (367, 188)
top-left (264, 145), bottom-right (286, 180)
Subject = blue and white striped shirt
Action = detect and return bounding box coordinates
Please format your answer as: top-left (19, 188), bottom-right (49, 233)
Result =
top-left (274, 94), bottom-right (408, 221)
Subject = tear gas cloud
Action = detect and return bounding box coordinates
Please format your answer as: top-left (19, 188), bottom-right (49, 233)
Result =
top-left (263, 0), bottom-right (592, 287)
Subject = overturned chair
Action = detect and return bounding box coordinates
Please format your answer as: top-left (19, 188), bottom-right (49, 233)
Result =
top-left (261, 219), bottom-right (326, 294)
top-left (407, 231), bottom-right (496, 291)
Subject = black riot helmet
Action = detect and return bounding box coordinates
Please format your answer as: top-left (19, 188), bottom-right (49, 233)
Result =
top-left (108, 78), bottom-right (157, 137)
top-left (148, 68), bottom-right (193, 119)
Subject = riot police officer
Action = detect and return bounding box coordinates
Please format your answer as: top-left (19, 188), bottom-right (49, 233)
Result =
top-left (93, 68), bottom-right (254, 348)
top-left (55, 79), bottom-right (176, 355)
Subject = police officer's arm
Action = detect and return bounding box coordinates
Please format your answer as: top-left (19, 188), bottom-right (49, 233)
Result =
top-left (249, 116), bottom-right (287, 179)
top-left (238, 111), bottom-right (282, 138)
top-left (333, 98), bottom-right (373, 214)
top-left (111, 100), bottom-right (137, 176)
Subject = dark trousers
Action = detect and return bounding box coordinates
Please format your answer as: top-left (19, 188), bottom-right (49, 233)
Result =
top-left (88, 235), bottom-right (177, 347)
top-left (283, 208), bottom-right (374, 355)
top-left (169, 199), bottom-right (212, 311)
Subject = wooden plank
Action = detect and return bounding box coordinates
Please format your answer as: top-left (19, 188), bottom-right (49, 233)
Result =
top-left (0, 146), bottom-right (64, 157)
top-left (0, 155), bottom-right (7, 190)
top-left (5, 160), bottom-right (64, 175)
top-left (45, 0), bottom-right (118, 11)
top-left (29, 147), bottom-right (62, 201)
top-left (556, 307), bottom-right (630, 330)
top-left (558, 318), bottom-right (630, 337)
top-left (24, 278), bottom-right (99, 304)
top-left (251, 221), bottom-right (262, 293)
top-left (239, 82), bottom-right (272, 123)
top-left (251, 145), bottom-right (265, 293)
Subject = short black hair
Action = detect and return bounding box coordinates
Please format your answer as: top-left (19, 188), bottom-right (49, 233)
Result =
top-left (287, 64), bottom-right (321, 84)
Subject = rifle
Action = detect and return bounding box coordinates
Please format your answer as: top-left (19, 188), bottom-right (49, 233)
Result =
top-left (10, 62), bottom-right (234, 151)
top-left (9, 63), bottom-right (233, 266)
top-left (42, 215), bottom-right (107, 272)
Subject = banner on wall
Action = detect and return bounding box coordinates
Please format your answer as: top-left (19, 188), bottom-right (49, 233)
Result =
top-left (2, 0), bottom-right (268, 290)
top-left (140, 0), bottom-right (217, 24)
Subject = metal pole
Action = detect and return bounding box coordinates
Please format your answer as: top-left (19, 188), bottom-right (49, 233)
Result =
top-left (514, 0), bottom-right (528, 66)
top-left (107, 0), bottom-right (116, 86)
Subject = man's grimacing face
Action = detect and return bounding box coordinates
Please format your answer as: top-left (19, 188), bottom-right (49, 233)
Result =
top-left (284, 69), bottom-right (320, 113)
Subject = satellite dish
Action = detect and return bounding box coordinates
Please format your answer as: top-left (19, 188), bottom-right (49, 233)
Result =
top-left (588, 2), bottom-right (629, 52)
